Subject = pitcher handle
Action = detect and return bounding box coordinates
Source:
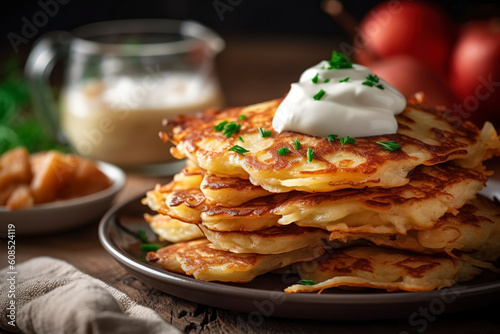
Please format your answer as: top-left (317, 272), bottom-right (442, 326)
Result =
top-left (24, 31), bottom-right (72, 143)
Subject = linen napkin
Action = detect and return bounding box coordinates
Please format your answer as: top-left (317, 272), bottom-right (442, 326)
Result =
top-left (0, 257), bottom-right (181, 334)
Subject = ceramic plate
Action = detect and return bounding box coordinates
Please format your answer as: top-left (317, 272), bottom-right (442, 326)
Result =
top-left (1, 161), bottom-right (125, 235)
top-left (98, 180), bottom-right (500, 320)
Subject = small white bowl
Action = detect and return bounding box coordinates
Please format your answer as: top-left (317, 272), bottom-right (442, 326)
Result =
top-left (0, 161), bottom-right (125, 235)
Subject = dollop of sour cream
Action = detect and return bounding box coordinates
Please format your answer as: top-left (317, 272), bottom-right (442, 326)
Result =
top-left (272, 60), bottom-right (407, 138)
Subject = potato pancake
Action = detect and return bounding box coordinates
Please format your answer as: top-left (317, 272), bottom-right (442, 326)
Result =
top-left (146, 239), bottom-right (324, 283)
top-left (329, 196), bottom-right (500, 262)
top-left (144, 214), bottom-right (204, 243)
top-left (285, 246), bottom-right (481, 293)
top-left (166, 99), bottom-right (500, 193)
top-left (144, 163), bottom-right (489, 234)
top-left (199, 224), bottom-right (329, 254)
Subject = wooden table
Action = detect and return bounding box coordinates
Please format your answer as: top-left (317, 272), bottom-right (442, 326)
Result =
top-left (8, 171), bottom-right (500, 334)
top-left (4, 35), bottom-right (500, 333)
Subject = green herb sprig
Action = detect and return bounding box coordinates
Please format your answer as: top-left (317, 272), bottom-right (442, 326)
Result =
top-left (140, 244), bottom-right (164, 252)
top-left (339, 136), bottom-right (357, 146)
top-left (277, 147), bottom-right (290, 156)
top-left (327, 134), bottom-right (338, 142)
top-left (328, 51), bottom-right (353, 69)
top-left (228, 145), bottom-right (249, 155)
top-left (377, 141), bottom-right (402, 152)
top-left (293, 139), bottom-right (301, 150)
top-left (362, 74), bottom-right (384, 90)
top-left (214, 120), bottom-right (228, 132)
top-left (223, 122), bottom-right (241, 138)
top-left (313, 89), bottom-right (326, 101)
top-left (307, 148), bottom-right (314, 163)
top-left (259, 127), bottom-right (272, 138)
top-left (298, 279), bottom-right (315, 286)
top-left (312, 73), bottom-right (319, 84)
top-left (136, 229), bottom-right (167, 252)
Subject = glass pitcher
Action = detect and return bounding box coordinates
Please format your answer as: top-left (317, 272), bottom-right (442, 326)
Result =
top-left (25, 19), bottom-right (225, 174)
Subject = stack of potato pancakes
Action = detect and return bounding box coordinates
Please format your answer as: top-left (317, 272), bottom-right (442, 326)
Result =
top-left (143, 96), bottom-right (500, 293)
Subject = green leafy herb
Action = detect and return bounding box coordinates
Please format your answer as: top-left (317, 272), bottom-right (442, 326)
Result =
top-left (376, 141), bottom-right (402, 152)
top-left (140, 243), bottom-right (164, 252)
top-left (222, 121), bottom-right (241, 138)
top-left (339, 136), bottom-right (357, 146)
top-left (298, 279), bottom-right (315, 286)
top-left (323, 79), bottom-right (330, 83)
top-left (313, 89), bottom-right (326, 101)
top-left (307, 148), bottom-right (314, 163)
top-left (293, 139), bottom-right (301, 150)
top-left (327, 134), bottom-right (338, 142)
top-left (238, 136), bottom-right (244, 142)
top-left (228, 145), bottom-right (249, 155)
top-left (239, 114), bottom-right (247, 120)
top-left (312, 73), bottom-right (319, 84)
top-left (362, 74), bottom-right (384, 90)
top-left (328, 51), bottom-right (353, 69)
top-left (277, 147), bottom-right (290, 156)
top-left (259, 127), bottom-right (272, 138)
top-left (339, 77), bottom-right (350, 83)
top-left (214, 120), bottom-right (228, 132)
top-left (0, 58), bottom-right (67, 155)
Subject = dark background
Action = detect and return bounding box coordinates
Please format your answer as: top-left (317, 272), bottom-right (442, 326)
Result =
top-left (1, 0), bottom-right (500, 56)
top-left (1, 0), bottom-right (500, 108)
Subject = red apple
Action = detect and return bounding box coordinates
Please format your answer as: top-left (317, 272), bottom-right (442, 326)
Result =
top-left (369, 55), bottom-right (458, 108)
top-left (449, 19), bottom-right (500, 125)
top-left (355, 1), bottom-right (456, 79)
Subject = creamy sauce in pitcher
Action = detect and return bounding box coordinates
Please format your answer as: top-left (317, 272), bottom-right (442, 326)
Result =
top-left (61, 73), bottom-right (223, 166)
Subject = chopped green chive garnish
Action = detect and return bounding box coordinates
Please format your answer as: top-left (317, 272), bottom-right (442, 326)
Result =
top-left (313, 89), bottom-right (326, 101)
top-left (214, 120), bottom-right (228, 132)
top-left (277, 147), bottom-right (290, 156)
top-left (367, 74), bottom-right (379, 82)
top-left (339, 77), bottom-right (350, 83)
top-left (238, 136), bottom-right (244, 142)
top-left (328, 51), bottom-right (353, 69)
top-left (339, 136), bottom-right (357, 146)
top-left (327, 134), bottom-right (338, 142)
top-left (228, 145), bottom-right (249, 155)
top-left (141, 243), bottom-right (164, 252)
top-left (239, 114), bottom-right (247, 120)
top-left (377, 141), bottom-right (402, 152)
top-left (298, 279), bottom-right (315, 286)
top-left (307, 148), bottom-right (314, 163)
top-left (323, 79), bottom-right (330, 83)
top-left (259, 127), bottom-right (272, 138)
top-left (293, 139), bottom-right (301, 150)
top-left (312, 73), bottom-right (319, 84)
top-left (362, 74), bottom-right (384, 90)
top-left (215, 120), bottom-right (241, 138)
top-left (222, 122), bottom-right (241, 138)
